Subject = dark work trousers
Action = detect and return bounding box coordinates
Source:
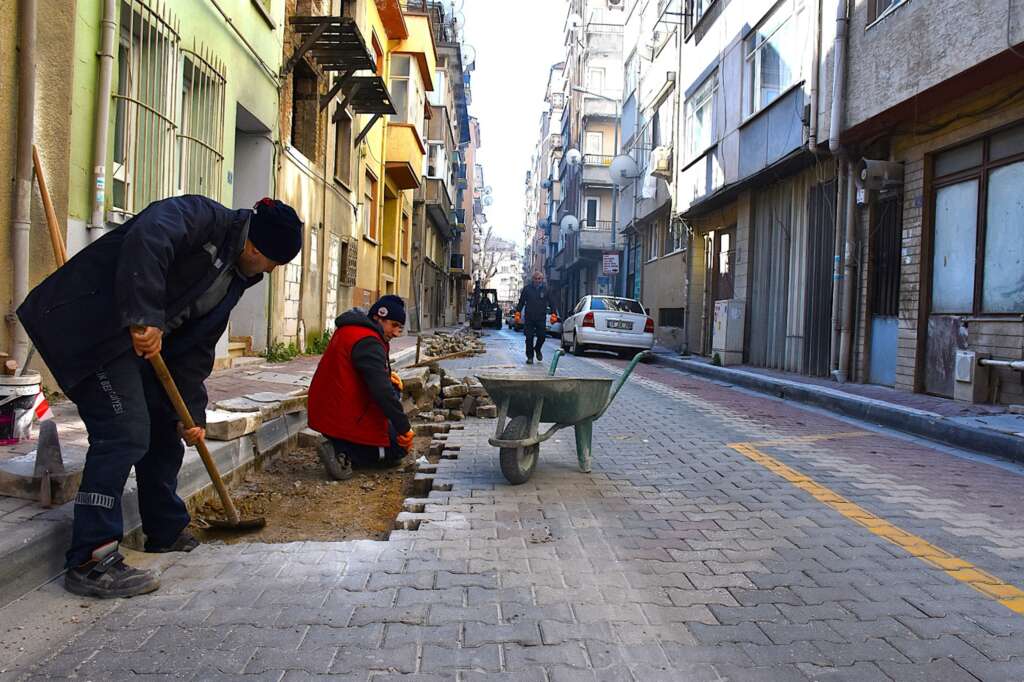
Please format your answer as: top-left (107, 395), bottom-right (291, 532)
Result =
top-left (329, 424), bottom-right (403, 467)
top-left (524, 320), bottom-right (547, 360)
top-left (64, 351), bottom-right (190, 567)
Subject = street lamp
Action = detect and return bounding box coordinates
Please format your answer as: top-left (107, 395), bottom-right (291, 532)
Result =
top-left (571, 86), bottom-right (621, 296)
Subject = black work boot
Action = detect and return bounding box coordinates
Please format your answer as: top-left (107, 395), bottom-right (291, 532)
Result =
top-left (145, 530), bottom-right (200, 554)
top-left (64, 542), bottom-right (160, 599)
top-left (525, 356), bottom-right (534, 365)
top-left (536, 348), bottom-right (543, 362)
top-left (318, 440), bottom-right (354, 480)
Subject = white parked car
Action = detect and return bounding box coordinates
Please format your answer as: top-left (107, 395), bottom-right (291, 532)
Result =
top-left (560, 295), bottom-right (654, 358)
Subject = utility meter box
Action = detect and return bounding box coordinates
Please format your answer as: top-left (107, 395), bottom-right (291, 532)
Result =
top-left (953, 350), bottom-right (990, 403)
top-left (712, 299), bottom-right (745, 366)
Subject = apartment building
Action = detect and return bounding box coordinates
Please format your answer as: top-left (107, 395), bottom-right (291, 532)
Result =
top-left (552, 0), bottom-right (626, 316)
top-left (2, 0), bottom-right (287, 371)
top-left (617, 0), bottom-right (685, 350)
top-left (406, 0), bottom-right (472, 332)
top-left (836, 0), bottom-right (1024, 402)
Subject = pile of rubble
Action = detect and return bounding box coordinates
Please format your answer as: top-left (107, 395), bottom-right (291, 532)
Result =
top-left (396, 365), bottom-right (496, 435)
top-left (422, 328), bottom-right (486, 358)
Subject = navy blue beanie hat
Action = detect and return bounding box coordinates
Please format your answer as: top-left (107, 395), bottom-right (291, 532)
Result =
top-left (370, 295), bottom-right (406, 326)
top-left (249, 198), bottom-right (303, 264)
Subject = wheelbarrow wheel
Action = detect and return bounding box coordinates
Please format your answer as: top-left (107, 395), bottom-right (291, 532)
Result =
top-left (499, 416), bottom-right (539, 485)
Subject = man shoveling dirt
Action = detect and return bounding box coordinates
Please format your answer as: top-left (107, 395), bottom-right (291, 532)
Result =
top-left (16, 196), bottom-right (303, 599)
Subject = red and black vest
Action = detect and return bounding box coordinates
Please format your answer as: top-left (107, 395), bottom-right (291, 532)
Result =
top-left (308, 325), bottom-right (391, 446)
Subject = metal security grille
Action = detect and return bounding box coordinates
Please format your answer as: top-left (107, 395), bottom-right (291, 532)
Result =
top-left (112, 0), bottom-right (180, 215)
top-left (111, 0), bottom-right (228, 216)
top-left (178, 44), bottom-right (226, 200)
top-left (871, 195), bottom-right (902, 317)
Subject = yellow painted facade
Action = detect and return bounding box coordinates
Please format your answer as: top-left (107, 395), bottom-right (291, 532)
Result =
top-left (352, 2), bottom-right (433, 309)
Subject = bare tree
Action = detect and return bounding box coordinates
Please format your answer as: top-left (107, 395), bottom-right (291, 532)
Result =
top-left (473, 221), bottom-right (500, 286)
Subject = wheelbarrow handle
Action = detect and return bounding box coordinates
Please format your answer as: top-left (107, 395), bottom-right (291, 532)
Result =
top-left (594, 350), bottom-right (649, 420)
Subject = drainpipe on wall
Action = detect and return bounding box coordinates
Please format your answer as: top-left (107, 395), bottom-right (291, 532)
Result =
top-left (11, 0), bottom-right (37, 365)
top-left (808, 0), bottom-right (823, 149)
top-left (828, 0), bottom-right (850, 377)
top-left (89, 0), bottom-right (117, 236)
top-left (837, 163), bottom-right (858, 383)
top-left (829, 159), bottom-right (846, 374)
top-left (828, 0), bottom-right (848, 155)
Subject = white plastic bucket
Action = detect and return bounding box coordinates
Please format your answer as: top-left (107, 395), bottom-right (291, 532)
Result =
top-left (0, 371), bottom-right (42, 445)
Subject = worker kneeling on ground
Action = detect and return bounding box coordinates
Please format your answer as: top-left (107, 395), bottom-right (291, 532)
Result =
top-left (17, 195), bottom-right (303, 599)
top-left (307, 295), bottom-right (416, 481)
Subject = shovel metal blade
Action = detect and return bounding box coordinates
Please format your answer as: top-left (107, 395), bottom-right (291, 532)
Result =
top-left (195, 516), bottom-right (266, 531)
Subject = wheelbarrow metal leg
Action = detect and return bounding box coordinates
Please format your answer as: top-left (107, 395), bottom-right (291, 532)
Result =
top-left (494, 396), bottom-right (510, 441)
top-left (574, 419), bottom-right (593, 473)
top-left (528, 396), bottom-right (545, 439)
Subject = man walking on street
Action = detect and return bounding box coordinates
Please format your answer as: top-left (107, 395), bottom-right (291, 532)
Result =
top-left (17, 195), bottom-right (303, 598)
top-left (307, 296), bottom-right (416, 480)
top-left (515, 271), bottom-right (559, 365)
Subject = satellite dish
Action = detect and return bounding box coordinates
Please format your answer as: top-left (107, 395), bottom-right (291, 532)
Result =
top-left (560, 214), bottom-right (579, 231)
top-left (483, 196), bottom-right (494, 206)
top-left (565, 148), bottom-right (582, 166)
top-left (609, 154), bottom-right (641, 188)
top-left (541, 179), bottom-right (552, 190)
top-left (484, 185), bottom-right (493, 195)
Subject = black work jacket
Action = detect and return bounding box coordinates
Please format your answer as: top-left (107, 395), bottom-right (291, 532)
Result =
top-left (18, 196), bottom-right (260, 415)
top-left (515, 284), bottom-right (558, 322)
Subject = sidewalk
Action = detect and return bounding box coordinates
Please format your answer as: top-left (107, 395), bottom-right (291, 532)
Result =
top-left (652, 350), bottom-right (1024, 464)
top-left (0, 328), bottom-right (436, 609)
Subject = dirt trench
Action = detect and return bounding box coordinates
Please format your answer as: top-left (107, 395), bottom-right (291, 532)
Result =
top-left (189, 436), bottom-right (432, 544)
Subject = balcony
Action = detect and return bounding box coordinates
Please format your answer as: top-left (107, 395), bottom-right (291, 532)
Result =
top-left (582, 96), bottom-right (618, 119)
top-left (385, 122), bottom-right (426, 190)
top-left (579, 220), bottom-right (617, 252)
top-left (582, 155), bottom-right (614, 185)
top-left (450, 253), bottom-right (465, 273)
top-left (423, 178), bottom-right (454, 238)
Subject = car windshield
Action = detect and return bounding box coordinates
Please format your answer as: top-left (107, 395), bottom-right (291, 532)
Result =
top-left (589, 297), bottom-right (645, 314)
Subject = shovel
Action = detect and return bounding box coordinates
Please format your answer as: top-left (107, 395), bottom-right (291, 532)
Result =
top-left (146, 349), bottom-right (265, 531)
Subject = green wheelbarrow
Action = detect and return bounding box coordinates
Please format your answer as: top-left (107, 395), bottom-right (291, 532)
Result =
top-left (477, 350), bottom-right (649, 484)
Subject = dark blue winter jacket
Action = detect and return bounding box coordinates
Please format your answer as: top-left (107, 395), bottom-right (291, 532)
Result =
top-left (17, 195), bottom-right (261, 421)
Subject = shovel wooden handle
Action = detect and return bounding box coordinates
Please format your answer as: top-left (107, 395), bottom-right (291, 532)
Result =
top-left (146, 351), bottom-right (242, 525)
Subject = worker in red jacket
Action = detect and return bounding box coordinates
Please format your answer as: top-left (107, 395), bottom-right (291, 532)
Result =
top-left (307, 295), bottom-right (415, 480)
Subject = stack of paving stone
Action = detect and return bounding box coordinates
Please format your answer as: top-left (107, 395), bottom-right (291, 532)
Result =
top-left (422, 328), bottom-right (486, 358)
top-left (398, 366), bottom-right (496, 435)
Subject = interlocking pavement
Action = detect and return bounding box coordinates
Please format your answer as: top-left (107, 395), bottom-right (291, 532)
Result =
top-left (11, 330), bottom-right (1024, 681)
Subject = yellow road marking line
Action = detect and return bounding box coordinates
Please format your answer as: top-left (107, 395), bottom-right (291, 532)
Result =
top-left (729, 440), bottom-right (1024, 616)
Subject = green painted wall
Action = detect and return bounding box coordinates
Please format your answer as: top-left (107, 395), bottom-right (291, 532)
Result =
top-left (68, 0), bottom-right (286, 226)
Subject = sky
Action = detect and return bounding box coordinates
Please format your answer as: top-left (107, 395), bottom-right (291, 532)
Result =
top-left (458, 0), bottom-right (568, 249)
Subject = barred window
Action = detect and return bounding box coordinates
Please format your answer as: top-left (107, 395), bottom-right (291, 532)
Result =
top-left (177, 47), bottom-right (226, 199)
top-left (111, 0), bottom-right (227, 218)
top-left (112, 0), bottom-right (180, 214)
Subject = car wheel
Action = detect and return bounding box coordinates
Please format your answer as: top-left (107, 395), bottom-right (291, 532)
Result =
top-left (570, 333), bottom-right (584, 357)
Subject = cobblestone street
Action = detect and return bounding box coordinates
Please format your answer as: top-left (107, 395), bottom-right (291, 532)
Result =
top-left (13, 330), bottom-right (1024, 681)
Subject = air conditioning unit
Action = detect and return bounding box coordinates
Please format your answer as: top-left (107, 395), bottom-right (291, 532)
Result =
top-left (712, 299), bottom-right (744, 366)
top-left (650, 146), bottom-right (672, 179)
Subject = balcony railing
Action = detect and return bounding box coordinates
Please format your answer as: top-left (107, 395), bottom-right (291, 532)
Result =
top-left (583, 154), bottom-right (613, 166)
top-left (581, 219), bottom-right (614, 231)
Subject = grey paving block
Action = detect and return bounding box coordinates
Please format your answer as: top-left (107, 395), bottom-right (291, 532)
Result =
top-left (421, 644), bottom-right (501, 672)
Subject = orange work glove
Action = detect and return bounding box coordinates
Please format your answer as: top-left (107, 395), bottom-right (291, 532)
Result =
top-left (397, 429), bottom-right (415, 452)
top-left (550, 313), bottom-right (558, 324)
top-left (514, 311), bottom-right (522, 323)
top-left (390, 371), bottom-right (403, 392)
